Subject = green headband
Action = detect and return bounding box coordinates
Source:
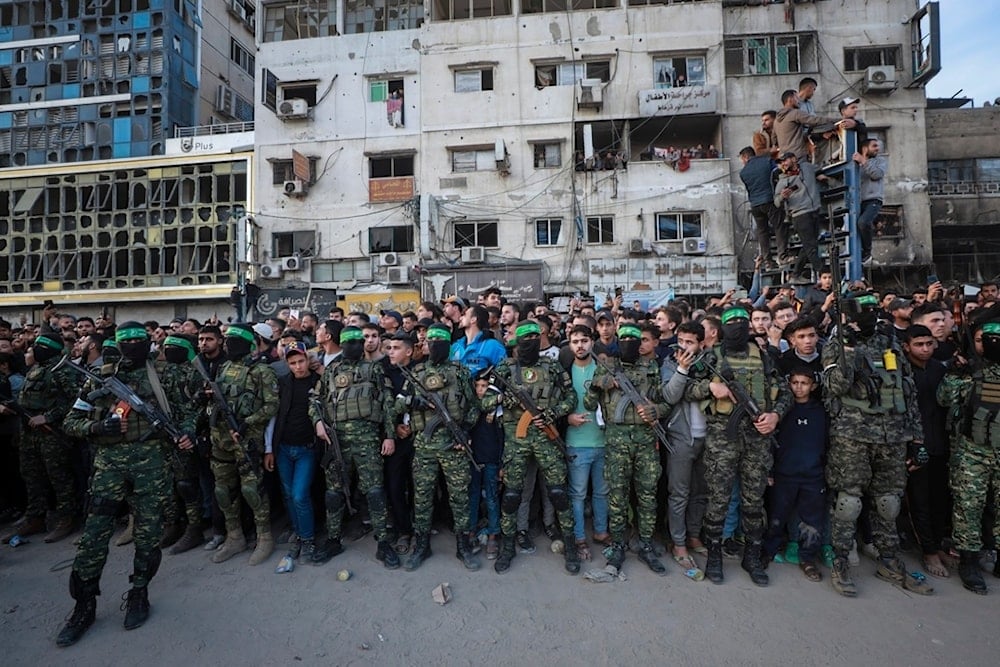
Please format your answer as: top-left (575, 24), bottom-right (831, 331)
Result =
top-left (855, 295), bottom-right (878, 307)
top-left (102, 339), bottom-right (119, 349)
top-left (226, 326), bottom-right (255, 344)
top-left (426, 327), bottom-right (451, 341)
top-left (340, 328), bottom-right (363, 342)
top-left (515, 322), bottom-right (541, 340)
top-left (721, 308), bottom-right (749, 325)
top-left (35, 335), bottom-right (64, 350)
top-left (617, 325), bottom-right (641, 340)
top-left (164, 336), bottom-right (196, 360)
top-left (982, 322), bottom-right (1000, 335)
top-left (115, 327), bottom-right (148, 343)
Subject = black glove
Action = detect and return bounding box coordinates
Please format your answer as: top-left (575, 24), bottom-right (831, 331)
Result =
top-left (908, 442), bottom-right (929, 466)
top-left (407, 394), bottom-right (429, 411)
top-left (91, 415), bottom-right (122, 436)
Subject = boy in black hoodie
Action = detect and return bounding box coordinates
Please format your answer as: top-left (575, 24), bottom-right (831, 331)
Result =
top-left (469, 372), bottom-right (504, 559)
top-left (763, 367), bottom-right (828, 581)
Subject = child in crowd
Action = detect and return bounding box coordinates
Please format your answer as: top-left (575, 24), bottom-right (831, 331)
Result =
top-left (469, 372), bottom-right (504, 559)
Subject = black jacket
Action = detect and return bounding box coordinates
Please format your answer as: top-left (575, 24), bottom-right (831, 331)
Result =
top-left (272, 369), bottom-right (321, 454)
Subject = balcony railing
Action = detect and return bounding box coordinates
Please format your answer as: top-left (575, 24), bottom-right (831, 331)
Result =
top-left (175, 122), bottom-right (255, 138)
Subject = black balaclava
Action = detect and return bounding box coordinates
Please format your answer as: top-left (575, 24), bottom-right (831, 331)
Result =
top-left (720, 308), bottom-right (750, 353)
top-left (514, 322), bottom-right (542, 366)
top-left (115, 321), bottom-right (151, 366)
top-left (340, 326), bottom-right (364, 362)
top-left (224, 324), bottom-right (255, 362)
top-left (850, 294), bottom-right (880, 339)
top-left (32, 334), bottom-right (64, 365)
top-left (426, 324), bottom-right (452, 364)
top-left (617, 325), bottom-right (641, 364)
top-left (981, 322), bottom-right (1000, 363)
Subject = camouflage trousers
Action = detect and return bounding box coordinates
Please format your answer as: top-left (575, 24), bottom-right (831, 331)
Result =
top-left (826, 435), bottom-right (906, 554)
top-left (162, 447), bottom-right (201, 527)
top-left (950, 434), bottom-right (1000, 551)
top-left (412, 433), bottom-right (471, 534)
top-left (211, 442), bottom-right (269, 533)
top-left (500, 427), bottom-right (574, 538)
top-left (702, 420), bottom-right (772, 542)
top-left (20, 429), bottom-right (77, 520)
top-left (323, 423), bottom-right (388, 542)
top-left (605, 426), bottom-right (661, 543)
top-left (74, 443), bottom-right (167, 588)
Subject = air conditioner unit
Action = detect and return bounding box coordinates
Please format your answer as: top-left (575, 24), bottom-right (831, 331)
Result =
top-left (283, 179), bottom-right (308, 196)
top-left (277, 98), bottom-right (309, 119)
top-left (577, 78), bottom-right (604, 110)
top-left (494, 138), bottom-right (510, 175)
top-left (259, 262), bottom-right (283, 278)
top-left (386, 266), bottom-right (408, 284)
top-left (461, 246), bottom-right (485, 264)
top-left (682, 237), bottom-right (708, 255)
top-left (280, 255), bottom-right (303, 271)
top-left (629, 238), bottom-right (652, 255)
top-left (215, 84), bottom-right (235, 116)
top-left (862, 65), bottom-right (897, 93)
top-left (378, 252), bottom-right (399, 267)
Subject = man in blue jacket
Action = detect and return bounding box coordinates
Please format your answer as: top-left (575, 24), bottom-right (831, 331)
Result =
top-left (450, 304), bottom-right (507, 376)
top-left (739, 146), bottom-right (784, 270)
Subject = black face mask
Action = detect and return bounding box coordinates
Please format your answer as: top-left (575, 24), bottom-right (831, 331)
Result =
top-left (982, 334), bottom-right (1000, 364)
top-left (164, 347), bottom-right (189, 365)
top-left (428, 340), bottom-right (450, 365)
top-left (517, 337), bottom-right (541, 366)
top-left (853, 310), bottom-right (878, 339)
top-left (341, 340), bottom-right (364, 362)
top-left (119, 340), bottom-right (150, 365)
top-left (224, 337), bottom-right (252, 362)
top-left (32, 345), bottom-right (61, 365)
top-left (721, 320), bottom-right (750, 353)
top-left (103, 347), bottom-right (121, 364)
top-left (619, 339), bottom-right (640, 364)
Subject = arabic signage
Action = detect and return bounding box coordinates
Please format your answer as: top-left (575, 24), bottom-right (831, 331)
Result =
top-left (369, 176), bottom-right (415, 203)
top-left (253, 287), bottom-right (338, 318)
top-left (588, 255), bottom-right (738, 297)
top-left (341, 290), bottom-right (420, 316)
top-left (638, 86), bottom-right (718, 117)
top-left (420, 264), bottom-right (543, 304)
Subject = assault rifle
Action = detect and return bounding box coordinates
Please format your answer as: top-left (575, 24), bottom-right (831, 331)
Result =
top-left (1, 399), bottom-right (61, 436)
top-left (487, 365), bottom-right (575, 462)
top-left (593, 357), bottom-right (669, 449)
top-left (693, 352), bottom-right (774, 440)
top-left (398, 365), bottom-right (482, 471)
top-left (311, 391), bottom-right (355, 516)
top-left (190, 357), bottom-right (252, 469)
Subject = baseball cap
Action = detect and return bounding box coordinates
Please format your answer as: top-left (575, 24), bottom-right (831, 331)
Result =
top-left (283, 341), bottom-right (308, 358)
top-left (415, 317), bottom-right (434, 329)
top-left (441, 295), bottom-right (468, 310)
top-left (838, 97), bottom-right (860, 111)
top-left (596, 310), bottom-right (614, 323)
top-left (380, 310), bottom-right (403, 326)
top-left (888, 298), bottom-right (911, 312)
top-left (252, 322), bottom-right (275, 342)
top-left (389, 330), bottom-right (415, 345)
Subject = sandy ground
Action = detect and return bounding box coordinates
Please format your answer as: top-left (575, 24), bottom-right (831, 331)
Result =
top-left (1, 527), bottom-right (998, 666)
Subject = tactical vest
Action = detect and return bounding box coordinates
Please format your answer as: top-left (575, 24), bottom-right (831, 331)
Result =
top-left (211, 358), bottom-right (268, 425)
top-left (92, 364), bottom-right (165, 445)
top-left (409, 362), bottom-right (466, 434)
top-left (963, 368), bottom-right (1000, 447)
top-left (839, 349), bottom-right (907, 415)
top-left (328, 360), bottom-right (382, 424)
top-left (19, 364), bottom-right (54, 412)
top-left (607, 360), bottom-right (659, 426)
top-left (510, 360), bottom-right (557, 410)
top-left (710, 346), bottom-right (774, 416)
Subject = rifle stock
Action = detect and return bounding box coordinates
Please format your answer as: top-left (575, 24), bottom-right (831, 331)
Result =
top-left (488, 366), bottom-right (574, 462)
top-left (399, 365), bottom-right (482, 470)
top-left (190, 357), bottom-right (252, 469)
top-left (594, 358), bottom-right (670, 449)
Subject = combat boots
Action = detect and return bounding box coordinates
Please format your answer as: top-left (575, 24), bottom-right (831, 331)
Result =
top-left (456, 535), bottom-right (480, 571)
top-left (604, 542), bottom-right (626, 571)
top-left (494, 534), bottom-right (516, 574)
top-left (56, 573), bottom-right (100, 647)
top-left (563, 538), bottom-right (580, 575)
top-left (248, 531), bottom-right (274, 566)
top-left (741, 541), bottom-right (769, 587)
top-left (1, 515), bottom-right (46, 542)
top-left (44, 517), bottom-right (76, 544)
top-left (636, 541), bottom-right (667, 576)
top-left (310, 537), bottom-right (344, 565)
top-left (959, 550), bottom-right (988, 595)
top-left (377, 539), bottom-right (402, 570)
top-left (121, 587), bottom-right (150, 630)
top-left (158, 522), bottom-right (185, 549)
top-left (830, 556), bottom-right (857, 597)
top-left (705, 539), bottom-right (725, 584)
top-left (875, 555), bottom-right (934, 595)
top-left (211, 529), bottom-right (247, 564)
top-left (169, 525), bottom-right (204, 555)
top-left (405, 533), bottom-right (431, 571)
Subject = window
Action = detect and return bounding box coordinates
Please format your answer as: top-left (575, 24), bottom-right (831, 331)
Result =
top-left (369, 225), bottom-right (415, 253)
top-left (312, 258), bottom-right (373, 282)
top-left (229, 38), bottom-right (254, 76)
top-left (454, 68), bottom-right (494, 93)
top-left (928, 160), bottom-right (974, 184)
top-left (263, 2), bottom-right (338, 42)
top-left (272, 231), bottom-right (316, 257)
top-left (227, 0), bottom-right (257, 32)
top-left (655, 212), bottom-right (703, 242)
top-left (271, 158), bottom-right (318, 185)
top-left (535, 60), bottom-right (611, 88)
top-left (533, 143), bottom-right (561, 168)
top-left (281, 82), bottom-right (318, 107)
top-left (586, 216), bottom-right (614, 245)
top-left (844, 46), bottom-right (901, 72)
top-left (523, 0), bottom-right (615, 13)
top-left (433, 0), bottom-right (512, 20)
top-left (369, 78), bottom-right (404, 102)
top-left (724, 33), bottom-right (817, 76)
top-left (874, 205), bottom-right (903, 239)
top-left (344, 0), bottom-right (424, 34)
top-left (534, 218), bottom-right (563, 246)
top-left (369, 154), bottom-right (415, 178)
top-left (652, 55), bottom-right (706, 88)
top-left (451, 149), bottom-right (497, 173)
top-left (454, 221), bottom-right (499, 248)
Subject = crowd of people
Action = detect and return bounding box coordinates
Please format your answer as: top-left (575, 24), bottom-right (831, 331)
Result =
top-left (2, 276), bottom-right (1000, 647)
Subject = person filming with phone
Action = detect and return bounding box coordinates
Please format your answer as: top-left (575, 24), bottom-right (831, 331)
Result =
top-left (774, 152), bottom-right (823, 286)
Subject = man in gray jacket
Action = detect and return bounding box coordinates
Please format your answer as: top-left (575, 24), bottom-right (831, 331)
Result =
top-left (661, 321), bottom-right (709, 578)
top-left (854, 138), bottom-right (887, 264)
top-left (774, 152), bottom-right (824, 285)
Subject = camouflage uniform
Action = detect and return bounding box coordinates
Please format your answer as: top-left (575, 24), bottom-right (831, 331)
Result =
top-left (586, 357), bottom-right (669, 565)
top-left (822, 332), bottom-right (922, 557)
top-left (309, 356), bottom-right (396, 545)
top-left (209, 354), bottom-right (278, 543)
top-left (161, 361), bottom-right (202, 529)
top-left (17, 353), bottom-right (79, 523)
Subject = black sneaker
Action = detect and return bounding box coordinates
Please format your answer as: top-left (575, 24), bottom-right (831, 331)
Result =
top-left (310, 538), bottom-right (344, 565)
top-left (722, 537), bottom-right (742, 559)
top-left (515, 530), bottom-right (536, 554)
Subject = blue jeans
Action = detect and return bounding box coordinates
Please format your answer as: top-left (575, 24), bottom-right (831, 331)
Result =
top-left (723, 479), bottom-right (741, 539)
top-left (858, 198), bottom-right (882, 257)
top-left (277, 444), bottom-right (317, 541)
top-left (469, 463), bottom-right (500, 536)
top-left (567, 446), bottom-right (609, 541)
